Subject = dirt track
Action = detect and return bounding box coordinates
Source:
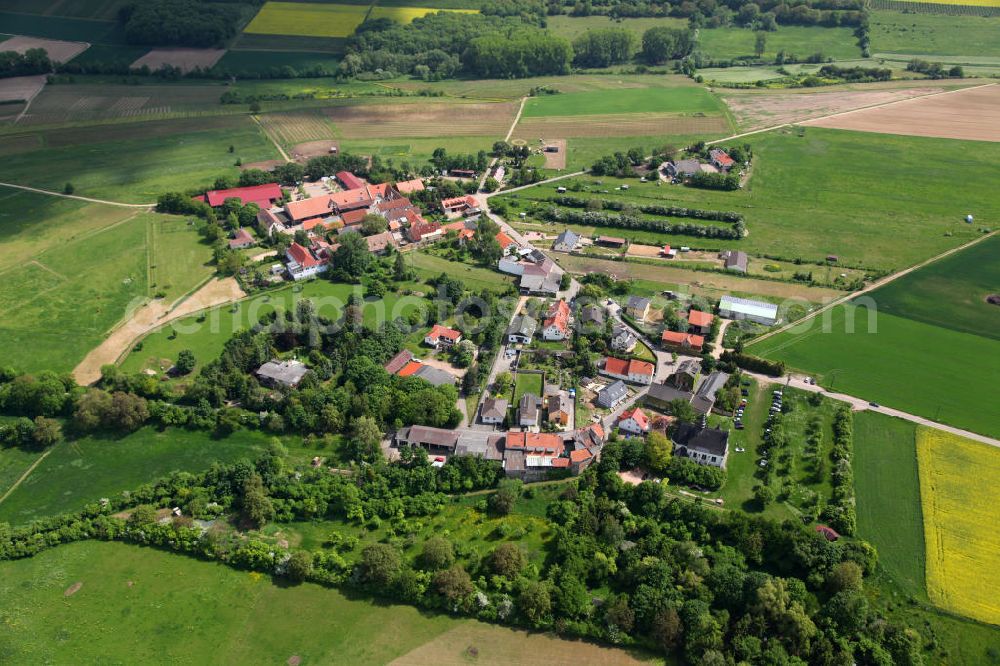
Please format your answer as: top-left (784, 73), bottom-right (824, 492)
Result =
top-left (73, 277), bottom-right (245, 385)
top-left (804, 83), bottom-right (1000, 142)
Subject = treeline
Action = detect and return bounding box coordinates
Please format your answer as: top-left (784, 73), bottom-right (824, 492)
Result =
top-left (817, 64), bottom-right (891, 82)
top-left (720, 351), bottom-right (785, 376)
top-left (689, 171), bottom-right (741, 191)
top-left (118, 0), bottom-right (247, 48)
top-left (906, 59), bottom-right (964, 79)
top-left (550, 196), bottom-right (744, 224)
top-left (544, 208), bottom-right (745, 240)
top-left (565, 0), bottom-right (865, 30)
top-left (823, 407), bottom-right (856, 535)
top-left (0, 48), bottom-right (52, 80)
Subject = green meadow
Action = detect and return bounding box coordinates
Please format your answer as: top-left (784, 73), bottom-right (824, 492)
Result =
top-left (869, 234), bottom-right (1000, 341)
top-left (521, 85), bottom-right (726, 117)
top-left (0, 194), bottom-right (212, 374)
top-left (754, 305), bottom-right (1000, 438)
top-left (0, 116), bottom-right (280, 204)
top-left (0, 428), bottom-right (281, 526)
top-left (870, 11), bottom-right (1000, 57)
top-left (852, 412), bottom-right (925, 598)
top-left (0, 429), bottom-right (279, 525)
top-left (697, 25), bottom-right (861, 61)
top-left (546, 15), bottom-right (688, 47)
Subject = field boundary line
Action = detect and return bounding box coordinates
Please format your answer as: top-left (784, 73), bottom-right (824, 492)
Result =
top-left (0, 446), bottom-right (56, 506)
top-left (0, 181), bottom-right (154, 208)
top-left (252, 114), bottom-right (292, 162)
top-left (707, 82), bottom-right (997, 145)
top-left (747, 230), bottom-right (998, 348)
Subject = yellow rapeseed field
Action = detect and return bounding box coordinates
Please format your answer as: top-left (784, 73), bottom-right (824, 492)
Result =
top-left (917, 427), bottom-right (1000, 626)
top-left (244, 2), bottom-right (371, 38)
top-left (369, 6), bottom-right (478, 24)
top-left (894, 0), bottom-right (1000, 6)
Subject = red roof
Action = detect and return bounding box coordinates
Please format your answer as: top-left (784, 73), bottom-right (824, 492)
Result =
top-left (496, 231), bottom-right (515, 249)
top-left (569, 448), bottom-right (594, 463)
top-left (398, 360), bottom-right (423, 377)
top-left (551, 457), bottom-right (571, 468)
top-left (408, 221), bottom-right (441, 242)
top-left (815, 525), bottom-right (840, 541)
top-left (340, 209), bottom-right (368, 226)
top-left (441, 195), bottom-right (478, 211)
top-left (442, 221), bottom-right (467, 233)
top-left (287, 242), bottom-right (322, 268)
top-left (712, 150), bottom-right (735, 167)
top-left (604, 356), bottom-right (654, 378)
top-left (204, 183), bottom-right (282, 208)
top-left (394, 178), bottom-right (425, 194)
top-left (426, 324), bottom-right (461, 343)
top-left (336, 171), bottom-right (364, 190)
top-left (661, 331), bottom-right (704, 350)
top-left (544, 299), bottom-right (570, 334)
top-left (384, 349), bottom-right (414, 374)
top-left (619, 408), bottom-right (649, 430)
top-left (228, 228), bottom-right (255, 249)
top-left (506, 431), bottom-right (563, 455)
top-left (688, 310), bottom-right (714, 328)
top-left (376, 197), bottom-right (413, 214)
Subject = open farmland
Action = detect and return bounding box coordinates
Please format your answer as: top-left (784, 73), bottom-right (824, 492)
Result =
top-left (546, 15), bottom-right (687, 46)
top-left (0, 11), bottom-right (121, 42)
top-left (244, 2), bottom-right (372, 38)
top-left (130, 48), bottom-right (227, 74)
top-left (0, 35), bottom-right (88, 63)
top-left (754, 305), bottom-right (1000, 438)
top-left (0, 0), bottom-right (129, 19)
top-left (0, 115), bottom-right (279, 203)
top-left (0, 74), bottom-right (46, 105)
top-left (513, 113), bottom-right (730, 140)
top-left (323, 100), bottom-right (519, 139)
top-left (256, 109), bottom-right (337, 148)
top-left (918, 428), bottom-right (1000, 626)
top-left (869, 233), bottom-right (1000, 340)
top-left (853, 412), bottom-right (926, 598)
top-left (521, 86), bottom-right (726, 117)
top-left (805, 83), bottom-right (1000, 142)
top-left (19, 83), bottom-right (231, 126)
top-left (871, 10), bottom-right (1000, 57)
top-left (697, 25), bottom-right (861, 60)
top-left (720, 82), bottom-right (968, 131)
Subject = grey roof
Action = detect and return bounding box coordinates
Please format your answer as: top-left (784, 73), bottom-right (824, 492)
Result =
top-left (579, 305), bottom-right (605, 325)
top-left (719, 295), bottom-right (778, 320)
top-left (676, 359), bottom-right (702, 379)
top-left (596, 380), bottom-right (628, 408)
top-left (721, 250), bottom-right (748, 272)
top-left (627, 296), bottom-right (651, 311)
top-left (455, 430), bottom-right (503, 457)
top-left (256, 360), bottom-right (309, 387)
top-left (414, 365), bottom-right (458, 387)
top-left (553, 229), bottom-right (581, 250)
top-left (691, 371), bottom-right (729, 414)
top-left (672, 423), bottom-right (729, 457)
top-left (520, 273), bottom-right (560, 295)
top-left (481, 397), bottom-right (508, 421)
top-left (547, 393), bottom-right (572, 415)
top-left (646, 383), bottom-right (692, 405)
top-left (507, 314), bottom-right (538, 338)
top-left (519, 393), bottom-right (541, 421)
top-left (669, 159), bottom-right (703, 176)
top-left (397, 425), bottom-right (459, 449)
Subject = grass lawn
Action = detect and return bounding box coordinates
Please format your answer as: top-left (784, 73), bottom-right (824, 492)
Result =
top-left (513, 372), bottom-right (543, 402)
top-left (870, 11), bottom-right (1000, 57)
top-left (407, 251), bottom-right (514, 293)
top-left (522, 85), bottom-right (726, 118)
top-left (697, 25), bottom-right (861, 60)
top-left (868, 234), bottom-right (1000, 341)
top-left (0, 428), bottom-right (283, 526)
top-left (122, 279), bottom-right (430, 378)
top-left (917, 427), bottom-right (1000, 626)
top-left (0, 213), bottom-right (148, 374)
top-left (0, 446), bottom-right (45, 501)
top-left (754, 305), bottom-right (1000, 438)
top-left (0, 116), bottom-right (279, 204)
top-left (148, 216), bottom-right (215, 302)
top-left (852, 412), bottom-right (925, 599)
top-left (502, 127), bottom-right (999, 270)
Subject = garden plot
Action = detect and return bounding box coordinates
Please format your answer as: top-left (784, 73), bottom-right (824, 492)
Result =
top-left (131, 48), bottom-right (226, 73)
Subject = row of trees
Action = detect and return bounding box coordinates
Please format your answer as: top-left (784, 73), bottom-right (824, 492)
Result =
top-left (118, 0), bottom-right (245, 48)
top-left (551, 195), bottom-right (744, 224)
top-left (0, 48), bottom-right (52, 79)
top-left (544, 208), bottom-right (745, 240)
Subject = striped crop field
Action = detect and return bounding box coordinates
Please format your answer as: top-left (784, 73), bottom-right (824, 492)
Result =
top-left (871, 0), bottom-right (1000, 14)
top-left (257, 111), bottom-right (337, 147)
top-left (244, 2), bottom-right (372, 38)
top-left (322, 101), bottom-right (519, 139)
top-left (917, 428), bottom-right (1000, 625)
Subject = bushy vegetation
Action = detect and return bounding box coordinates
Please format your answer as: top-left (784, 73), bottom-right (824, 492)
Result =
top-left (0, 48), bottom-right (52, 79)
top-left (119, 0), bottom-right (246, 48)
